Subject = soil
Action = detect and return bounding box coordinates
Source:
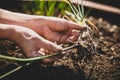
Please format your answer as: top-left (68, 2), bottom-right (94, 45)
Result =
top-left (0, 17), bottom-right (120, 80)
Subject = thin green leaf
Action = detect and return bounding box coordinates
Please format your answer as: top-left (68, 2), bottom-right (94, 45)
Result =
top-left (0, 66), bottom-right (22, 79)
top-left (78, 3), bottom-right (83, 19)
top-left (84, 8), bottom-right (92, 18)
top-left (0, 44), bottom-right (76, 62)
top-left (0, 54), bottom-right (56, 62)
top-left (0, 62), bottom-right (33, 79)
top-left (47, 1), bottom-right (56, 16)
top-left (67, 0), bottom-right (77, 18)
top-left (65, 10), bottom-right (78, 22)
top-left (81, 0), bottom-right (84, 20)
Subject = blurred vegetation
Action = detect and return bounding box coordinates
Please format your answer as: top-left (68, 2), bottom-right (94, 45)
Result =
top-left (22, 0), bottom-right (71, 17)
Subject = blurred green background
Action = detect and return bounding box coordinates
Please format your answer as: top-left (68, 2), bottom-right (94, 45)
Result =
top-left (0, 0), bottom-right (119, 25)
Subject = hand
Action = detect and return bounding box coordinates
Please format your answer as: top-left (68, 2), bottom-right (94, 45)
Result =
top-left (9, 16), bottom-right (86, 43)
top-left (0, 9), bottom-right (86, 43)
top-left (26, 17), bottom-right (86, 43)
top-left (0, 24), bottom-right (63, 63)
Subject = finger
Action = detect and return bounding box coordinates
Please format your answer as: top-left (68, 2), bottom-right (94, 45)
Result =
top-left (58, 34), bottom-right (70, 43)
top-left (65, 20), bottom-right (87, 30)
top-left (59, 30), bottom-right (79, 43)
top-left (68, 30), bottom-right (80, 42)
top-left (66, 35), bottom-right (78, 43)
top-left (40, 48), bottom-right (52, 54)
top-left (26, 48), bottom-right (44, 58)
top-left (37, 37), bottom-right (63, 52)
top-left (71, 29), bottom-right (79, 36)
top-left (38, 49), bottom-right (46, 55)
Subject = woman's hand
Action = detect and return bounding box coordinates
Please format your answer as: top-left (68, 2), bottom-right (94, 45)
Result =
top-left (0, 24), bottom-right (63, 63)
top-left (22, 16), bottom-right (86, 43)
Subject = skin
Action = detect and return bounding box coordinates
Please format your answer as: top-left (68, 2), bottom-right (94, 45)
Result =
top-left (0, 9), bottom-right (86, 63)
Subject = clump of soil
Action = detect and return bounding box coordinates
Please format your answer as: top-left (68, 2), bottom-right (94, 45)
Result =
top-left (0, 17), bottom-right (120, 80)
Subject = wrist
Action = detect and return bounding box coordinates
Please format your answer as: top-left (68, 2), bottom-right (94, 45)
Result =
top-left (0, 24), bottom-right (16, 40)
top-left (0, 8), bottom-right (35, 24)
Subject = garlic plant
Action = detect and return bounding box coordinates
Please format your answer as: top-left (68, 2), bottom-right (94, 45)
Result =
top-left (64, 0), bottom-right (98, 54)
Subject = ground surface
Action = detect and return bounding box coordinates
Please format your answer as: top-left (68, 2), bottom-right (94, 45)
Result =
top-left (0, 17), bottom-right (120, 80)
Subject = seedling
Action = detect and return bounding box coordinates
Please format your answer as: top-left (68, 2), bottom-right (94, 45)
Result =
top-left (64, 0), bottom-right (98, 54)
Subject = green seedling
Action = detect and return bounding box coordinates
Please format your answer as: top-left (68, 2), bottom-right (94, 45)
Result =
top-left (63, 0), bottom-right (98, 54)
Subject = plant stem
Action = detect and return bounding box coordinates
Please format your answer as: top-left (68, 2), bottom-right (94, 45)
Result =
top-left (0, 44), bottom-right (77, 79)
top-left (0, 66), bottom-right (22, 79)
top-left (0, 62), bottom-right (33, 79)
top-left (0, 54), bottom-right (55, 62)
top-left (81, 0), bottom-right (84, 20)
top-left (0, 44), bottom-right (77, 62)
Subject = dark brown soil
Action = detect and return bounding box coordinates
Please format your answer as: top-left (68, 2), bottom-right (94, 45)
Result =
top-left (0, 17), bottom-right (120, 80)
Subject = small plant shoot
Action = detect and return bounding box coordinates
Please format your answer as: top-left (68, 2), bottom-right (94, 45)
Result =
top-left (64, 0), bottom-right (98, 54)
